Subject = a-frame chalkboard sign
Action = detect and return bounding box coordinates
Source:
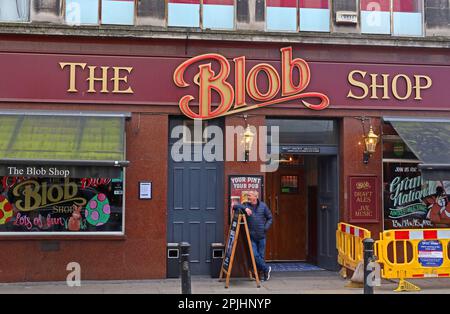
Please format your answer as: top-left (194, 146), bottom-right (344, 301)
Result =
top-left (219, 207), bottom-right (260, 288)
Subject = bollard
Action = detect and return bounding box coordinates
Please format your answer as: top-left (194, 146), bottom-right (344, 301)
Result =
top-left (363, 238), bottom-right (375, 294)
top-left (180, 242), bottom-right (192, 294)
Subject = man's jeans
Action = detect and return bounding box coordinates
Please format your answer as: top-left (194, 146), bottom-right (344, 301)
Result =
top-left (251, 238), bottom-right (269, 273)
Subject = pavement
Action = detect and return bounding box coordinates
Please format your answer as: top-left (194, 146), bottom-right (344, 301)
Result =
top-left (1, 270), bottom-right (450, 294)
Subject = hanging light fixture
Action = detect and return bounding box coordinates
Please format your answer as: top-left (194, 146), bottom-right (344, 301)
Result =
top-left (362, 122), bottom-right (379, 164)
top-left (242, 115), bottom-right (255, 162)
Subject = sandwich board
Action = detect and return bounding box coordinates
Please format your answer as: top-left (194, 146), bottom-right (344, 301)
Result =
top-left (219, 208), bottom-right (260, 288)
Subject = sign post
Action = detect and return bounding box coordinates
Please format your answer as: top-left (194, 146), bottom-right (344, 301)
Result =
top-left (219, 207), bottom-right (260, 289)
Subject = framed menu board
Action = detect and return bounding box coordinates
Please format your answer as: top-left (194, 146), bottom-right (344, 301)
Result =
top-left (348, 176), bottom-right (379, 223)
top-left (228, 175), bottom-right (264, 223)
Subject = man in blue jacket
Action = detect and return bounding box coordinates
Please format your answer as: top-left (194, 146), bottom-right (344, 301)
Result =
top-left (243, 190), bottom-right (273, 281)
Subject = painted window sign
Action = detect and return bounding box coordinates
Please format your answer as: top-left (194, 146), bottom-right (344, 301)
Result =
top-left (418, 240), bottom-right (443, 267)
top-left (168, 0), bottom-right (200, 28)
top-left (0, 175), bottom-right (124, 233)
top-left (101, 0), bottom-right (135, 25)
top-left (383, 162), bottom-right (450, 229)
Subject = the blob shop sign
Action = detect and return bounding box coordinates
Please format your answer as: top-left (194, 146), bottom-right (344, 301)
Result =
top-left (0, 176), bottom-right (124, 234)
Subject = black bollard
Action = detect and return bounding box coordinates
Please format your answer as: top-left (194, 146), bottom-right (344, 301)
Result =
top-left (363, 238), bottom-right (375, 294)
top-left (180, 242), bottom-right (192, 294)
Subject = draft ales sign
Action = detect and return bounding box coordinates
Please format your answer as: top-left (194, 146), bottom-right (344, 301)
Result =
top-left (173, 47), bottom-right (330, 120)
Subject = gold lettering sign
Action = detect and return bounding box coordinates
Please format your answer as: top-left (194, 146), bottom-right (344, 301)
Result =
top-left (59, 62), bottom-right (134, 94)
top-left (347, 70), bottom-right (432, 101)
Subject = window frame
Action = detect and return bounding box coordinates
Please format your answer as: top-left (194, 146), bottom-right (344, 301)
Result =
top-left (63, 0), bottom-right (137, 26)
top-left (0, 0), bottom-right (31, 23)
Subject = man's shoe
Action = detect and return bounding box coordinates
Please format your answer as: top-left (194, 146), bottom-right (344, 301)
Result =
top-left (264, 266), bottom-right (271, 281)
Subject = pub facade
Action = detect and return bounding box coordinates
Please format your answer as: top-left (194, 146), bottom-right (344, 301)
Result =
top-left (0, 0), bottom-right (450, 281)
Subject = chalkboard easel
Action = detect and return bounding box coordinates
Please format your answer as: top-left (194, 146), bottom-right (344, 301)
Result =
top-left (219, 208), bottom-right (261, 288)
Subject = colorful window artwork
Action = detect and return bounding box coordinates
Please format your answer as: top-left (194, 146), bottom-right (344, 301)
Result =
top-left (0, 175), bottom-right (124, 234)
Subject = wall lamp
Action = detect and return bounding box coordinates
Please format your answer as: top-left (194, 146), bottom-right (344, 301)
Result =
top-left (357, 117), bottom-right (379, 164)
top-left (241, 115), bottom-right (255, 162)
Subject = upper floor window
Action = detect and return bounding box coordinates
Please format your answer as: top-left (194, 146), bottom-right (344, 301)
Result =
top-left (266, 0), bottom-right (330, 32)
top-left (0, 0), bottom-right (30, 22)
top-left (168, 0), bottom-right (234, 29)
top-left (101, 0), bottom-right (135, 25)
top-left (299, 0), bottom-right (330, 32)
top-left (361, 0), bottom-right (423, 36)
top-left (65, 0), bottom-right (135, 26)
top-left (393, 0), bottom-right (423, 36)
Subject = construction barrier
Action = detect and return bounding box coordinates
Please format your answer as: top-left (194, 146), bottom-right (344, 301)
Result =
top-left (375, 228), bottom-right (450, 292)
top-left (336, 222), bottom-right (371, 279)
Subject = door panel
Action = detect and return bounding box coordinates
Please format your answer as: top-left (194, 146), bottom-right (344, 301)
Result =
top-left (167, 119), bottom-right (224, 275)
top-left (317, 156), bottom-right (339, 270)
top-left (267, 167), bottom-right (307, 261)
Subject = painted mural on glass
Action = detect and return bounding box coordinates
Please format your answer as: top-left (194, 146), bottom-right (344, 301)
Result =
top-left (0, 175), bottom-right (123, 233)
top-left (384, 162), bottom-right (450, 229)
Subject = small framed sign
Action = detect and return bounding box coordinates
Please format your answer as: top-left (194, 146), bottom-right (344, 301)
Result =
top-left (348, 176), bottom-right (379, 223)
top-left (139, 181), bottom-right (152, 200)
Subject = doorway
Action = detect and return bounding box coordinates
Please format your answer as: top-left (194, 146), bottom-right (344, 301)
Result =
top-left (265, 119), bottom-right (339, 271)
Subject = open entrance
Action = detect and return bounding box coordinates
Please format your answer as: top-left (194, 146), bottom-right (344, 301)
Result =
top-left (266, 119), bottom-right (339, 271)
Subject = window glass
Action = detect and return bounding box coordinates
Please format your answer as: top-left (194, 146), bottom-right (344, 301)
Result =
top-left (266, 0), bottom-right (297, 31)
top-left (267, 119), bottom-right (338, 145)
top-left (66, 0), bottom-right (99, 25)
top-left (203, 0), bottom-right (234, 30)
top-left (360, 0), bottom-right (391, 34)
top-left (299, 0), bottom-right (329, 32)
top-left (0, 0), bottom-right (29, 22)
top-left (393, 0), bottom-right (423, 36)
top-left (168, 0), bottom-right (200, 27)
top-left (0, 175), bottom-right (124, 234)
top-left (101, 0), bottom-right (134, 25)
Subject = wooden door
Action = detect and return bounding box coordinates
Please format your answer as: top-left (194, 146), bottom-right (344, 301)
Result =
top-left (266, 167), bottom-right (307, 261)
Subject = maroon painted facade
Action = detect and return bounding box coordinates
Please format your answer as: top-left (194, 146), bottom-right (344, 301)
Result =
top-left (0, 34), bottom-right (449, 281)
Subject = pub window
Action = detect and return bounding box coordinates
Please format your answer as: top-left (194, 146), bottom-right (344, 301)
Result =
top-left (65, 0), bottom-right (99, 25)
top-left (299, 0), bottom-right (330, 32)
top-left (168, 0), bottom-right (200, 28)
top-left (393, 0), bottom-right (423, 36)
top-left (266, 0), bottom-right (297, 32)
top-left (101, 0), bottom-right (135, 25)
top-left (360, 0), bottom-right (390, 34)
top-left (0, 0), bottom-right (30, 22)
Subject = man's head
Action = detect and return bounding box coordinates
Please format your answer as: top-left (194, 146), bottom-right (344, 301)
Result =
top-left (247, 190), bottom-right (259, 205)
